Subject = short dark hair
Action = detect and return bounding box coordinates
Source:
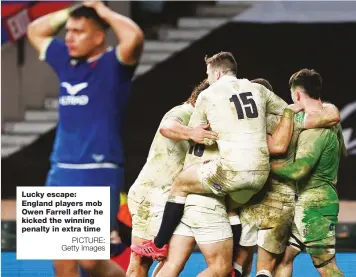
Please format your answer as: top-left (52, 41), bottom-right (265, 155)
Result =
top-left (205, 52), bottom-right (237, 75)
top-left (70, 6), bottom-right (109, 30)
top-left (186, 79), bottom-right (209, 107)
top-left (251, 78), bottom-right (273, 91)
top-left (289, 69), bottom-right (322, 99)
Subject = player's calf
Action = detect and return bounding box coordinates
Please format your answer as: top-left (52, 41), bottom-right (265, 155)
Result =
top-left (234, 245), bottom-right (254, 277)
top-left (256, 247), bottom-right (278, 277)
top-left (127, 236), bottom-right (154, 277)
top-left (126, 252), bottom-right (153, 277)
top-left (151, 262), bottom-right (165, 277)
top-left (274, 245), bottom-right (300, 277)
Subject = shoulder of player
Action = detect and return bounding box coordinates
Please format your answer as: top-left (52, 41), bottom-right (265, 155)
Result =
top-left (164, 103), bottom-right (193, 116)
top-left (194, 87), bottom-right (213, 104)
top-left (300, 128), bottom-right (332, 141)
top-left (100, 46), bottom-right (117, 60)
top-left (325, 125), bottom-right (342, 139)
top-left (248, 81), bottom-right (267, 92)
top-left (40, 37), bottom-right (68, 58)
top-left (316, 128), bottom-right (340, 149)
top-left (249, 82), bottom-right (276, 98)
top-left (101, 46), bottom-right (131, 65)
top-left (200, 85), bottom-right (213, 96)
top-left (49, 37), bottom-right (66, 49)
top-left (322, 101), bottom-right (336, 107)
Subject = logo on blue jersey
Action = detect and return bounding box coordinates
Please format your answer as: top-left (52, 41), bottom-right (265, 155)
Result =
top-left (92, 154), bottom-right (104, 162)
top-left (59, 82), bottom-right (89, 106)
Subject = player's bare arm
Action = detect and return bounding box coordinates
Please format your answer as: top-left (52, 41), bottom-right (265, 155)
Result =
top-left (84, 1), bottom-right (144, 64)
top-left (290, 103), bottom-right (340, 129)
top-left (304, 103), bottom-right (340, 128)
top-left (160, 120), bottom-right (218, 145)
top-left (27, 4), bottom-right (78, 52)
top-left (267, 108), bottom-right (295, 155)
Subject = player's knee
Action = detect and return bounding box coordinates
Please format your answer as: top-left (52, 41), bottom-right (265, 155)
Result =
top-left (77, 260), bottom-right (99, 271)
top-left (210, 263), bottom-right (232, 277)
top-left (210, 258), bottom-right (232, 276)
top-left (172, 176), bottom-right (185, 189)
top-left (172, 179), bottom-right (191, 194)
top-left (53, 260), bottom-right (77, 275)
top-left (279, 253), bottom-right (294, 267)
top-left (278, 245), bottom-right (300, 265)
top-left (313, 257), bottom-right (343, 277)
top-left (311, 253), bottom-right (335, 269)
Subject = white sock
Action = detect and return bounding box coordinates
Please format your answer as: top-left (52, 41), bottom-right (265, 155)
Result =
top-left (256, 269), bottom-right (272, 277)
top-left (168, 196), bottom-right (186, 204)
top-left (229, 215), bottom-right (241, 225)
top-left (233, 262), bottom-right (243, 274)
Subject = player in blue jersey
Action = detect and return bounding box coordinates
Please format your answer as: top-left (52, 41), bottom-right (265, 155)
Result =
top-left (27, 1), bottom-right (143, 276)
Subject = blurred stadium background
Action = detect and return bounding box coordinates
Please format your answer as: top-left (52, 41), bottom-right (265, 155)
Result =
top-left (1, 1), bottom-right (356, 276)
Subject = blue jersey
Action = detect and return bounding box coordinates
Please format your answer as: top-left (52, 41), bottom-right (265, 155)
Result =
top-left (45, 38), bottom-right (134, 165)
top-left (43, 38), bottom-right (134, 186)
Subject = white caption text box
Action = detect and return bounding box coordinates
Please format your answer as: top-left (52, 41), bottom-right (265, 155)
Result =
top-left (17, 186), bottom-right (110, 260)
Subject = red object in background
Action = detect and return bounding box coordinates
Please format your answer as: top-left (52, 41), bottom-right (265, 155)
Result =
top-left (2, 1), bottom-right (74, 43)
top-left (29, 2), bottom-right (73, 19)
top-left (1, 2), bottom-right (73, 19)
top-left (110, 247), bottom-right (131, 272)
top-left (117, 202), bottom-right (132, 228)
top-left (1, 3), bottom-right (26, 17)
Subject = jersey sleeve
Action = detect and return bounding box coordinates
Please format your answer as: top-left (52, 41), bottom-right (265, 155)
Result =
top-left (39, 38), bottom-right (69, 76)
top-left (335, 124), bottom-right (348, 157)
top-left (188, 93), bottom-right (209, 128)
top-left (164, 105), bottom-right (193, 126)
top-left (264, 87), bottom-right (288, 116)
top-left (266, 114), bottom-right (281, 135)
top-left (272, 129), bottom-right (327, 180)
top-left (294, 112), bottom-right (306, 130)
top-left (266, 113), bottom-right (305, 136)
top-left (266, 112), bottom-right (304, 135)
top-left (111, 47), bottom-right (137, 81)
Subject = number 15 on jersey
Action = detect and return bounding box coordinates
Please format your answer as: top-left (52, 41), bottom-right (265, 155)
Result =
top-left (229, 92), bottom-right (259, 119)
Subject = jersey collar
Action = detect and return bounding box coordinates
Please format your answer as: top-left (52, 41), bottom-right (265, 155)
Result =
top-left (218, 75), bottom-right (237, 83)
top-left (87, 47), bottom-right (112, 63)
top-left (70, 47), bottom-right (113, 65)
